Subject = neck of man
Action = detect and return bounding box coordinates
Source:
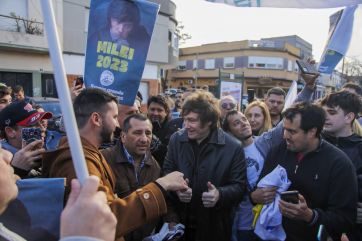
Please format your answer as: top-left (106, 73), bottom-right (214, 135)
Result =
top-left (79, 128), bottom-right (101, 148)
top-left (327, 126), bottom-right (353, 138)
top-left (241, 135), bottom-right (254, 147)
top-left (302, 137), bottom-right (320, 155)
top-left (196, 129), bottom-right (211, 144)
top-left (270, 114), bottom-right (281, 126)
top-left (129, 151), bottom-right (144, 171)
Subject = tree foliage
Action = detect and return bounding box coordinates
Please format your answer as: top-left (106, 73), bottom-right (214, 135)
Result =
top-left (342, 57), bottom-right (362, 76)
top-left (175, 22), bottom-right (191, 46)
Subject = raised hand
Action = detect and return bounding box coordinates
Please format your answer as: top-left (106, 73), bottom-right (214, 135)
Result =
top-left (202, 181), bottom-right (220, 208)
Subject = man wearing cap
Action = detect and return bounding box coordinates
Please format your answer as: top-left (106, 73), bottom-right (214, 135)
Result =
top-left (0, 101), bottom-right (52, 177)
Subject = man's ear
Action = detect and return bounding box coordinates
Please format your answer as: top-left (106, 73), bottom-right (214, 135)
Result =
top-left (345, 112), bottom-right (355, 124)
top-left (120, 131), bottom-right (126, 144)
top-left (308, 127), bottom-right (318, 138)
top-left (4, 126), bottom-right (17, 139)
top-left (90, 112), bottom-right (102, 127)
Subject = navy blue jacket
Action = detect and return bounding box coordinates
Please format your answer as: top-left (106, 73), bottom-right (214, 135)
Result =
top-left (260, 139), bottom-right (357, 241)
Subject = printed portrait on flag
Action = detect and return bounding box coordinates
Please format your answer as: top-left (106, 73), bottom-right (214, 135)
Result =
top-left (84, 0), bottom-right (159, 105)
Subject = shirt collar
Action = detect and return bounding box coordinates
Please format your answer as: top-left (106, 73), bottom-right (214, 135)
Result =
top-left (122, 145), bottom-right (146, 169)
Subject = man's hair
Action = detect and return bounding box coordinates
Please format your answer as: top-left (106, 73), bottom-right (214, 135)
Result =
top-left (73, 88), bottom-right (118, 129)
top-left (13, 85), bottom-right (24, 94)
top-left (320, 90), bottom-right (362, 120)
top-left (107, 0), bottom-right (140, 26)
top-left (343, 82), bottom-right (362, 96)
top-left (266, 87), bottom-right (286, 98)
top-left (147, 95), bottom-right (170, 115)
top-left (222, 110), bottom-right (239, 132)
top-left (0, 86), bottom-right (11, 98)
top-left (123, 113), bottom-right (150, 133)
top-left (181, 91), bottom-right (220, 130)
top-left (283, 102), bottom-right (325, 137)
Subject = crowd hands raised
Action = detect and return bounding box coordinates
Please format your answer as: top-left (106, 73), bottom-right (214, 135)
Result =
top-left (0, 67), bottom-right (361, 241)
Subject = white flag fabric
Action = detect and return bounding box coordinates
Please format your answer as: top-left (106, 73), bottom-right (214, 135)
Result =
top-left (283, 80), bottom-right (298, 111)
top-left (206, 0), bottom-right (362, 8)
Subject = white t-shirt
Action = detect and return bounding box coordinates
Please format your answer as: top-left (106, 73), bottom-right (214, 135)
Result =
top-left (235, 141), bottom-right (265, 230)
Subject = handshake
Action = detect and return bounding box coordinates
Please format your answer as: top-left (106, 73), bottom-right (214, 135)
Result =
top-left (176, 180), bottom-right (220, 208)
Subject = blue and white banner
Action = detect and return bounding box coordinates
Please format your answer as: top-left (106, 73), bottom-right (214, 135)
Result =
top-left (84, 0), bottom-right (159, 105)
top-left (206, 0), bottom-right (362, 8)
top-left (318, 5), bottom-right (358, 74)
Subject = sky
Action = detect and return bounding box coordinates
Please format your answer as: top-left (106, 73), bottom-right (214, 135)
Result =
top-left (171, 0), bottom-right (343, 62)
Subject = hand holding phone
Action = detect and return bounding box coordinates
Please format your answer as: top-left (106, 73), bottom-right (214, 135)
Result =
top-left (296, 60), bottom-right (319, 75)
top-left (74, 77), bottom-right (84, 87)
top-left (22, 127), bottom-right (42, 146)
top-left (280, 190), bottom-right (299, 204)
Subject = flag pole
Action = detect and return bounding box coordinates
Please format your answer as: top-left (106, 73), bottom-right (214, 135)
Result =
top-left (40, 0), bottom-right (88, 184)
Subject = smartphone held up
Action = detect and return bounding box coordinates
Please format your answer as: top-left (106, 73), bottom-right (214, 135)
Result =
top-left (74, 76), bottom-right (84, 87)
top-left (21, 127), bottom-right (43, 148)
top-left (280, 190), bottom-right (299, 204)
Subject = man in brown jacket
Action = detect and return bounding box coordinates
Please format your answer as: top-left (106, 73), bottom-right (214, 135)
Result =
top-left (42, 88), bottom-right (187, 241)
top-left (102, 113), bottom-right (161, 241)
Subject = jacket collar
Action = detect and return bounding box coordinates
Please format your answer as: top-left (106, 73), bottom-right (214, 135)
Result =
top-left (322, 131), bottom-right (362, 145)
top-left (179, 128), bottom-right (226, 145)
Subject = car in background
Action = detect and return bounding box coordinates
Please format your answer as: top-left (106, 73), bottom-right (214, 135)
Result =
top-left (165, 88), bottom-right (178, 96)
top-left (32, 97), bottom-right (62, 131)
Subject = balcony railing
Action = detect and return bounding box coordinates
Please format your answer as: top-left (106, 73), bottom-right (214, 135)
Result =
top-left (0, 13), bottom-right (43, 36)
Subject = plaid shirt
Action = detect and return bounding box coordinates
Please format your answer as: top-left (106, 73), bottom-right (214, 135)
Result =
top-left (122, 145), bottom-right (146, 183)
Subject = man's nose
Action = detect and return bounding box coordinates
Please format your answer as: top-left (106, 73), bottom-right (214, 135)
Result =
top-left (184, 121), bottom-right (190, 129)
top-left (283, 130), bottom-right (289, 139)
top-left (139, 133), bottom-right (148, 142)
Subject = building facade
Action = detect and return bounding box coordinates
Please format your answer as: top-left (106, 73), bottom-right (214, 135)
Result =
top-left (167, 38), bottom-right (308, 99)
top-left (0, 0), bottom-right (178, 102)
top-left (262, 35), bottom-right (313, 61)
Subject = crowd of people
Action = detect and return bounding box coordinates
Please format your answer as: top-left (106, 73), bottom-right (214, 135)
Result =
top-left (0, 72), bottom-right (361, 241)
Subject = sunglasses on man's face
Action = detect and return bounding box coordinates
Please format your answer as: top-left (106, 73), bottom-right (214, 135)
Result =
top-left (221, 102), bottom-right (236, 110)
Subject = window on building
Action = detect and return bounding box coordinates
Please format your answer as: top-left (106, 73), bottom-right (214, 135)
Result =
top-left (248, 56), bottom-right (283, 70)
top-left (205, 59), bottom-right (215, 69)
top-left (178, 60), bottom-right (186, 70)
top-left (193, 59), bottom-right (198, 69)
top-left (294, 62), bottom-right (299, 72)
top-left (171, 32), bottom-right (179, 57)
top-left (288, 60), bottom-right (293, 71)
top-left (45, 78), bottom-right (54, 95)
top-left (224, 57), bottom-right (235, 68)
top-left (139, 82), bottom-right (149, 104)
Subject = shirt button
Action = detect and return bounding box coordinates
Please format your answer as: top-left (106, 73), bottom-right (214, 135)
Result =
top-left (143, 192), bottom-right (150, 200)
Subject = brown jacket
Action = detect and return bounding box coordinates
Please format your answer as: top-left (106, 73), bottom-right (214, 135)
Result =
top-left (102, 142), bottom-right (161, 241)
top-left (42, 137), bottom-right (167, 241)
